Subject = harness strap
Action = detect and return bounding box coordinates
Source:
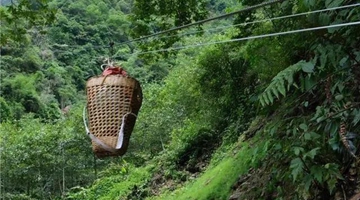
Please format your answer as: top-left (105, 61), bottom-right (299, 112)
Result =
top-left (83, 106), bottom-right (136, 153)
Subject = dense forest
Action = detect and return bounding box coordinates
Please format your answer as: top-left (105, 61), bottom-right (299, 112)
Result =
top-left (0, 0), bottom-right (360, 199)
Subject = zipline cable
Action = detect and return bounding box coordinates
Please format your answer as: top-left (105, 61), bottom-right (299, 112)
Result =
top-left (136, 3), bottom-right (360, 43)
top-left (110, 3), bottom-right (360, 58)
top-left (48, 3), bottom-right (359, 50)
top-left (118, 0), bottom-right (285, 46)
top-left (124, 21), bottom-right (360, 56)
top-left (9, 2), bottom-right (358, 56)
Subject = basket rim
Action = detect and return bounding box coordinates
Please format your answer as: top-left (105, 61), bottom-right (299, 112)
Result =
top-left (87, 74), bottom-right (138, 81)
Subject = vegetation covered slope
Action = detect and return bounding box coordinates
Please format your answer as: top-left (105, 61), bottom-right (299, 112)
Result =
top-left (1, 0), bottom-right (360, 199)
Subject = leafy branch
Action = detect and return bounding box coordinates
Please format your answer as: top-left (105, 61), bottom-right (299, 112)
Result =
top-left (259, 60), bottom-right (315, 106)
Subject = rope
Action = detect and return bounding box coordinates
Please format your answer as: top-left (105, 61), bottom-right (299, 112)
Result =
top-left (100, 58), bottom-right (115, 70)
top-left (14, 2), bottom-right (357, 52)
top-left (115, 3), bottom-right (360, 46)
top-left (150, 3), bottom-right (360, 42)
top-left (129, 21), bottom-right (360, 55)
top-left (118, 0), bottom-right (285, 46)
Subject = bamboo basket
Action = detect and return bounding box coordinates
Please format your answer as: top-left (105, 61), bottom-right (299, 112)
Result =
top-left (86, 75), bottom-right (142, 158)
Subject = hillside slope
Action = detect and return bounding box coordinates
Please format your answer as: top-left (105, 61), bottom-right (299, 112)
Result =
top-left (68, 1), bottom-right (360, 199)
top-left (1, 1), bottom-right (359, 200)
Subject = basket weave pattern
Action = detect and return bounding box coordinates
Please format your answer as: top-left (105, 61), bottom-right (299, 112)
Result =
top-left (86, 75), bottom-right (142, 157)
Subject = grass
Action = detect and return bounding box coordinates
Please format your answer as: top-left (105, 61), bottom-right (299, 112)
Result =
top-left (148, 140), bottom-right (261, 200)
top-left (68, 126), bottom-right (267, 200)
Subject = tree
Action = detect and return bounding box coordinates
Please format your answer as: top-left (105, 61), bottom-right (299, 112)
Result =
top-left (129, 0), bottom-right (208, 51)
top-left (0, 0), bottom-right (56, 45)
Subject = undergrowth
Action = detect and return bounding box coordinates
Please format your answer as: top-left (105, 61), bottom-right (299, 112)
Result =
top-left (67, 161), bottom-right (151, 200)
top-left (146, 133), bottom-right (267, 200)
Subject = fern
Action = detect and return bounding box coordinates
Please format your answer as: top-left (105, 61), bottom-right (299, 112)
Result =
top-left (259, 60), bottom-right (314, 106)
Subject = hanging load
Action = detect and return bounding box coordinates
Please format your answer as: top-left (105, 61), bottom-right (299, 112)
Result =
top-left (83, 61), bottom-right (142, 158)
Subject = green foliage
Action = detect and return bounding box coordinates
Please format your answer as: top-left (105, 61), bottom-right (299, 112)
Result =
top-left (132, 0), bottom-right (207, 29)
top-left (251, 1), bottom-right (360, 198)
top-left (0, 106), bottom-right (96, 199)
top-left (0, 0), bottom-right (56, 45)
top-left (150, 141), bottom-right (262, 200)
top-left (1, 193), bottom-right (37, 200)
top-left (2, 0), bottom-right (360, 199)
top-left (129, 64), bottom-right (201, 157)
top-left (0, 72), bottom-right (63, 120)
top-left (67, 163), bottom-right (151, 200)
top-left (20, 47), bottom-right (44, 72)
top-left (130, 0), bottom-right (208, 52)
top-left (197, 44), bottom-right (257, 142)
top-left (259, 60), bottom-right (315, 106)
top-left (164, 118), bottom-right (214, 173)
top-left (0, 96), bottom-right (12, 122)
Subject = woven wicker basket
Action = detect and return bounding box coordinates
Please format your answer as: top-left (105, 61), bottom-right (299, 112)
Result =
top-left (86, 75), bottom-right (142, 158)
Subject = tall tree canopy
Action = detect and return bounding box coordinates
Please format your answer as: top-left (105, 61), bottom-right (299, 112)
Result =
top-left (0, 0), bottom-right (56, 45)
top-left (1, 0), bottom-right (360, 199)
top-left (131, 0), bottom-right (208, 36)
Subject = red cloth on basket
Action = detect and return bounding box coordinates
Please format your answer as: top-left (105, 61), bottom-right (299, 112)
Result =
top-left (102, 66), bottom-right (127, 76)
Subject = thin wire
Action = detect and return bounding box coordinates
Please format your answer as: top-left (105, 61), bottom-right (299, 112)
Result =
top-left (134, 3), bottom-right (360, 45)
top-left (129, 21), bottom-right (360, 55)
top-left (48, 3), bottom-right (360, 51)
top-left (118, 0), bottom-right (285, 46)
top-left (12, 2), bottom-right (357, 54)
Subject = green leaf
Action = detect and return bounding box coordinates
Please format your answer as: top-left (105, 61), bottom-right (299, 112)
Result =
top-left (263, 95), bottom-right (270, 106)
top-left (267, 90), bottom-right (274, 104)
top-left (300, 61), bottom-right (315, 73)
top-left (335, 94), bottom-right (343, 101)
top-left (329, 136), bottom-right (340, 151)
top-left (290, 158), bottom-right (304, 182)
top-left (325, 0), bottom-right (344, 8)
top-left (304, 0), bottom-right (315, 7)
top-left (309, 132), bottom-right (321, 140)
top-left (304, 174), bottom-right (313, 191)
top-left (293, 147), bottom-right (304, 156)
top-left (339, 56), bottom-right (348, 67)
top-left (269, 124), bottom-right (279, 136)
top-left (327, 177), bottom-right (337, 194)
top-left (337, 83), bottom-right (345, 92)
top-left (304, 76), bottom-right (316, 91)
top-left (258, 61), bottom-right (302, 107)
top-left (300, 74), bottom-right (305, 92)
top-left (317, 45), bottom-right (328, 68)
top-left (352, 109), bottom-right (360, 125)
top-left (259, 96), bottom-right (265, 107)
top-left (318, 13), bottom-right (331, 25)
top-left (329, 123), bottom-right (339, 137)
top-left (305, 147), bottom-right (320, 159)
top-left (277, 81), bottom-right (286, 97)
top-left (310, 165), bottom-right (323, 182)
top-left (299, 123), bottom-right (308, 131)
top-left (274, 143), bottom-right (282, 150)
top-left (316, 116), bottom-right (326, 123)
top-left (328, 23), bottom-right (341, 34)
top-left (304, 101), bottom-right (309, 107)
top-left (271, 86), bottom-right (280, 99)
